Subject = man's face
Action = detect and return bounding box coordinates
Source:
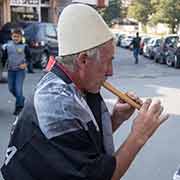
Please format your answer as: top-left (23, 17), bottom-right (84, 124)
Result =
top-left (11, 33), bottom-right (22, 44)
top-left (79, 40), bottom-right (115, 93)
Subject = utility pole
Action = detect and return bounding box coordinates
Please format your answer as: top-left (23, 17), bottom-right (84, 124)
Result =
top-left (38, 0), bottom-right (41, 22)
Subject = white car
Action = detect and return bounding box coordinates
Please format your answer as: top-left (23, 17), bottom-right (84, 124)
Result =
top-left (121, 36), bottom-right (134, 48)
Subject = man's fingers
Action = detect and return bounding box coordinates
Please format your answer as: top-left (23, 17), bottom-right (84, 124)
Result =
top-left (159, 113), bottom-right (170, 124)
top-left (126, 92), bottom-right (138, 101)
top-left (118, 98), bottom-right (124, 103)
top-left (116, 102), bottom-right (132, 111)
top-left (140, 99), bottom-right (152, 113)
top-left (126, 92), bottom-right (143, 105)
top-left (149, 100), bottom-right (161, 114)
top-left (156, 106), bottom-right (164, 117)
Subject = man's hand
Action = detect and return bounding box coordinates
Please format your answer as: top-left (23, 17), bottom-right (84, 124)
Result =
top-left (111, 92), bottom-right (143, 132)
top-left (19, 63), bottom-right (27, 69)
top-left (131, 99), bottom-right (169, 144)
top-left (111, 99), bottom-right (169, 180)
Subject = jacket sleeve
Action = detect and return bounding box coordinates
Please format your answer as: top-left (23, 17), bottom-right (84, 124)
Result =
top-left (34, 81), bottom-right (116, 180)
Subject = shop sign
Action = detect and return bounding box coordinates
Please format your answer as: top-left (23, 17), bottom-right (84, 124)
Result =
top-left (10, 0), bottom-right (39, 6)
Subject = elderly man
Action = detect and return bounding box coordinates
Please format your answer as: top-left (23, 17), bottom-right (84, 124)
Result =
top-left (1, 3), bottom-right (169, 180)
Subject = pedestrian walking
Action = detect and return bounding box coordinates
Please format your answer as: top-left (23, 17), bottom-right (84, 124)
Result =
top-left (1, 4), bottom-right (169, 180)
top-left (1, 28), bottom-right (31, 115)
top-left (130, 32), bottom-right (141, 64)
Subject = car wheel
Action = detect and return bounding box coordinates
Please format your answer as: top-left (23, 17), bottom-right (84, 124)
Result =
top-left (174, 55), bottom-right (180, 68)
top-left (40, 52), bottom-right (49, 69)
top-left (166, 55), bottom-right (174, 67)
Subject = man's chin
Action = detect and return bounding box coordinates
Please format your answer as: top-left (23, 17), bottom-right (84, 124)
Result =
top-left (86, 86), bottom-right (101, 94)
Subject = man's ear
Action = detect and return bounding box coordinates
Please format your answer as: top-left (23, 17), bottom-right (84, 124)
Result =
top-left (76, 52), bottom-right (88, 68)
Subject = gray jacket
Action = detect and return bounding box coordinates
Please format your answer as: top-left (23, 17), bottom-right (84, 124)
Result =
top-left (2, 41), bottom-right (31, 71)
top-left (35, 70), bottom-right (115, 155)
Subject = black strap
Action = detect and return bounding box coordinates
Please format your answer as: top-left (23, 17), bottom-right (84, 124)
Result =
top-left (50, 63), bottom-right (72, 84)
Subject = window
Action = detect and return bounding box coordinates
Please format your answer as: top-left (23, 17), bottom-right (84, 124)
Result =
top-left (45, 24), bottom-right (57, 38)
top-left (41, 0), bottom-right (50, 5)
top-left (166, 36), bottom-right (179, 47)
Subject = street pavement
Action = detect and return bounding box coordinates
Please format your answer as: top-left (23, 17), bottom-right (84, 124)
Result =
top-left (0, 47), bottom-right (180, 180)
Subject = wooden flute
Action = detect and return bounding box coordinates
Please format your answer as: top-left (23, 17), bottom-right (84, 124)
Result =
top-left (102, 81), bottom-right (142, 110)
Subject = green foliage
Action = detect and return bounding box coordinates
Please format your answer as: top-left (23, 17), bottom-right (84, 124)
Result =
top-left (150, 0), bottom-right (180, 33)
top-left (127, 0), bottom-right (152, 25)
top-left (128, 0), bottom-right (180, 33)
top-left (100, 0), bottom-right (122, 26)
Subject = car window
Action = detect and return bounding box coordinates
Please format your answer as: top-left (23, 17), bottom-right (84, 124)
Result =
top-left (45, 24), bottom-right (57, 38)
top-left (156, 39), bottom-right (162, 46)
top-left (144, 38), bottom-right (150, 43)
top-left (148, 38), bottom-right (154, 45)
top-left (166, 36), bottom-right (178, 46)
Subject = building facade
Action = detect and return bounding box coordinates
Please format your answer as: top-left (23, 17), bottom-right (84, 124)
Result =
top-left (0, 0), bottom-right (10, 28)
top-left (0, 0), bottom-right (72, 28)
top-left (0, 0), bottom-right (3, 27)
top-left (50, 0), bottom-right (72, 24)
top-left (0, 0), bottom-right (109, 28)
top-left (10, 0), bottom-right (51, 22)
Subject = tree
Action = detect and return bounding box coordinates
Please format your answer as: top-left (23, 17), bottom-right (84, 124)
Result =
top-left (150, 0), bottom-right (180, 33)
top-left (100, 0), bottom-right (122, 26)
top-left (127, 0), bottom-right (152, 26)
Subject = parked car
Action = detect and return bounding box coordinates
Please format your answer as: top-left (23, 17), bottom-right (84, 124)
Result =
top-left (143, 37), bottom-right (162, 59)
top-left (24, 22), bottom-right (58, 69)
top-left (120, 35), bottom-right (134, 48)
top-left (116, 34), bottom-right (126, 47)
top-left (139, 36), bottom-right (151, 54)
top-left (154, 34), bottom-right (179, 64)
top-left (112, 32), bottom-right (120, 44)
top-left (166, 40), bottom-right (180, 68)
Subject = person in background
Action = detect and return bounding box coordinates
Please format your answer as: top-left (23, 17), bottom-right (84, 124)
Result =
top-left (130, 32), bottom-right (141, 64)
top-left (1, 4), bottom-right (169, 180)
top-left (2, 28), bottom-right (31, 115)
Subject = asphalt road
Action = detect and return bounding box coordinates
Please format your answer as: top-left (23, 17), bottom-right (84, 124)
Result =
top-left (0, 47), bottom-right (180, 180)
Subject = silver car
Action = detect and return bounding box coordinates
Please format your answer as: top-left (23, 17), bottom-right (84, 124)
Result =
top-left (143, 37), bottom-right (162, 59)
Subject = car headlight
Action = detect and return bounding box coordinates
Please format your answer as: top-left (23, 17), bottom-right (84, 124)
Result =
top-left (40, 41), bottom-right (45, 46)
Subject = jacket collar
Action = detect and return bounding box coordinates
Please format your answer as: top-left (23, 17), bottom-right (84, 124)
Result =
top-left (51, 62), bottom-right (72, 84)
